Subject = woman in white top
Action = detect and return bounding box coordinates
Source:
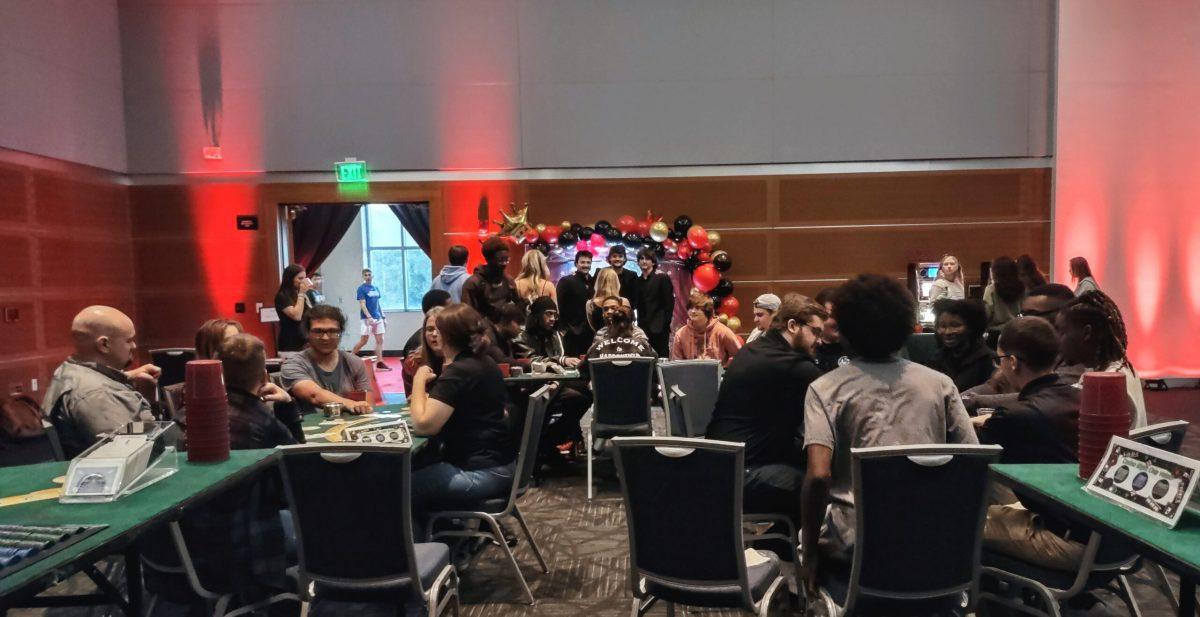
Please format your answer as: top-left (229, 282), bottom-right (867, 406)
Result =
top-left (1069, 256), bottom-right (1100, 296)
top-left (585, 268), bottom-right (630, 331)
top-left (1057, 290), bottom-right (1146, 428)
top-left (928, 254), bottom-right (965, 301)
top-left (514, 249), bottom-right (557, 305)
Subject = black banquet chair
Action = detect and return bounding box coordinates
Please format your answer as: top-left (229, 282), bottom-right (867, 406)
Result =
top-left (585, 357), bottom-right (656, 499)
top-left (150, 347), bottom-right (198, 388)
top-left (425, 383), bottom-right (555, 605)
top-left (811, 444), bottom-right (1002, 616)
top-left (613, 436), bottom-right (788, 617)
top-left (277, 443), bottom-right (459, 617)
top-left (657, 359), bottom-right (721, 437)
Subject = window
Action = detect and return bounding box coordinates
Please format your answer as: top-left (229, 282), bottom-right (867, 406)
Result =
top-left (362, 203), bottom-right (432, 311)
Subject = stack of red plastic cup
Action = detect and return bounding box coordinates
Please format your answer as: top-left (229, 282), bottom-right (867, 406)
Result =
top-left (184, 359), bottom-right (230, 463)
top-left (1078, 371), bottom-right (1131, 479)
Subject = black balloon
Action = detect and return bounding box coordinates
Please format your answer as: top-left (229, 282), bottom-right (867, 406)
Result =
top-left (595, 220), bottom-right (613, 232)
top-left (558, 230), bottom-right (578, 245)
top-left (604, 227), bottom-right (623, 242)
top-left (711, 250), bottom-right (732, 272)
top-left (623, 232), bottom-right (643, 245)
top-left (580, 226), bottom-right (594, 239)
top-left (673, 215), bottom-right (693, 234)
top-left (712, 278), bottom-right (734, 298)
top-left (654, 243), bottom-right (666, 258)
top-left (668, 230), bottom-right (685, 243)
top-left (684, 255), bottom-right (700, 271)
top-left (535, 241), bottom-right (551, 255)
top-left (571, 223), bottom-right (583, 233)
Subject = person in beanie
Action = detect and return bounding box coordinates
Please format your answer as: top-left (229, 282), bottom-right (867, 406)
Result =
top-left (745, 293), bottom-right (781, 344)
top-left (515, 297), bottom-right (579, 368)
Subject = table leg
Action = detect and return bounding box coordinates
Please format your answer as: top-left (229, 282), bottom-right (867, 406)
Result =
top-left (124, 547), bottom-right (143, 617)
top-left (1178, 575), bottom-right (1196, 617)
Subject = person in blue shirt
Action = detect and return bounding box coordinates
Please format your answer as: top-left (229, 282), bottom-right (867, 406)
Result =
top-left (351, 268), bottom-right (390, 370)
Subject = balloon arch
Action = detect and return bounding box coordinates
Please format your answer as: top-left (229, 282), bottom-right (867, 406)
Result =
top-left (491, 206), bottom-right (742, 330)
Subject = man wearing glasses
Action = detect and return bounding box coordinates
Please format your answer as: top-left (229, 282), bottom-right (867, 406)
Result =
top-left (281, 305), bottom-right (374, 415)
top-left (706, 294), bottom-right (827, 545)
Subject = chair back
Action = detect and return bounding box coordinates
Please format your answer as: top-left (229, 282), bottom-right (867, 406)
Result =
top-left (1129, 420), bottom-right (1188, 454)
top-left (590, 357), bottom-right (655, 428)
top-left (849, 444), bottom-right (1001, 611)
top-left (160, 383), bottom-right (185, 422)
top-left (0, 420), bottom-right (63, 467)
top-left (657, 360), bottom-right (721, 436)
top-left (613, 437), bottom-right (752, 606)
top-left (901, 333), bottom-right (938, 365)
top-left (506, 383), bottom-right (555, 509)
top-left (279, 444), bottom-right (426, 596)
top-left (151, 348), bottom-right (198, 388)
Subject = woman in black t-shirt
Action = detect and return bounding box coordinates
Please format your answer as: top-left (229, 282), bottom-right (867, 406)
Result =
top-left (274, 264), bottom-right (312, 352)
top-left (409, 304), bottom-right (515, 531)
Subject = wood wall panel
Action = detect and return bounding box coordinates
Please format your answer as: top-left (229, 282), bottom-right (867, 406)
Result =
top-left (713, 229), bottom-right (770, 281)
top-left (522, 178), bottom-right (771, 228)
top-left (0, 147), bottom-right (133, 397)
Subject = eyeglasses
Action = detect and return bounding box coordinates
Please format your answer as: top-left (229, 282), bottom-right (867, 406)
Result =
top-left (992, 353), bottom-right (1015, 367)
top-left (805, 324), bottom-right (824, 338)
top-left (1018, 308), bottom-right (1059, 319)
top-left (543, 311), bottom-right (560, 318)
top-left (310, 329), bottom-right (343, 338)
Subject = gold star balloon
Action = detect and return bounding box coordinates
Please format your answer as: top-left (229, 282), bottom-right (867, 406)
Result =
top-left (494, 203), bottom-right (532, 239)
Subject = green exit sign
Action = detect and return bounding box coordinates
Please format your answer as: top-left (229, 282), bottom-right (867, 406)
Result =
top-left (335, 160), bottom-right (369, 183)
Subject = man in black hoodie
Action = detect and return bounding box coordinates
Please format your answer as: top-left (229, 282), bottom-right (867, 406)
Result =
top-left (707, 294), bottom-right (827, 523)
top-left (461, 235), bottom-right (521, 323)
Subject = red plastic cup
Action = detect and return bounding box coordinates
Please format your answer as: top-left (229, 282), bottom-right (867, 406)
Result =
top-left (498, 363), bottom-right (511, 377)
top-left (1080, 372), bottom-right (1131, 417)
top-left (185, 360), bottom-right (226, 400)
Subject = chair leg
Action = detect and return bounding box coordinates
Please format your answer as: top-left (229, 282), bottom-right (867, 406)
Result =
top-left (665, 601), bottom-right (676, 617)
top-left (1116, 574), bottom-right (1145, 617)
top-left (511, 506), bottom-right (549, 573)
top-left (630, 597), bottom-right (641, 617)
top-left (483, 515), bottom-right (535, 605)
top-left (586, 426), bottom-right (594, 500)
top-left (1146, 562), bottom-right (1180, 613)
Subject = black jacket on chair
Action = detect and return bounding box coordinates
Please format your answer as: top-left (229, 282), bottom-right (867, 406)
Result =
top-left (635, 271), bottom-right (675, 336)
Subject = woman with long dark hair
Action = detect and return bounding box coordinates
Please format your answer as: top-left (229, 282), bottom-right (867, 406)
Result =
top-left (1057, 291), bottom-right (1146, 427)
top-left (408, 304), bottom-right (515, 534)
top-left (983, 257), bottom-right (1024, 342)
top-left (401, 306), bottom-right (445, 395)
top-left (195, 319), bottom-right (243, 360)
top-left (1069, 256), bottom-right (1099, 296)
top-left (1016, 254), bottom-right (1048, 291)
top-left (274, 264), bottom-right (312, 352)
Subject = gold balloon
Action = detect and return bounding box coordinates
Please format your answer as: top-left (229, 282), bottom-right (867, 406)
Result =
top-left (707, 230), bottom-right (721, 248)
top-left (727, 316), bottom-right (742, 331)
top-left (649, 220), bottom-right (670, 242)
top-left (535, 223), bottom-right (546, 234)
top-left (561, 220), bottom-right (572, 230)
top-left (494, 205), bottom-right (532, 239)
top-left (718, 313), bottom-right (730, 325)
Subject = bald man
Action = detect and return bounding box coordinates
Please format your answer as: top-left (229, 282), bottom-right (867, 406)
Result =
top-left (43, 306), bottom-right (161, 457)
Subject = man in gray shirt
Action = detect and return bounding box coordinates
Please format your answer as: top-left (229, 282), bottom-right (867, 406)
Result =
top-left (280, 305), bottom-right (374, 416)
top-left (801, 275), bottom-right (977, 594)
top-left (43, 306), bottom-right (161, 457)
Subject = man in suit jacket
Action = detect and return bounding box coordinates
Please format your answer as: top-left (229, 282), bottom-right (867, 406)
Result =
top-left (635, 247), bottom-right (676, 357)
top-left (603, 245), bottom-right (640, 308)
top-left (557, 250), bottom-right (595, 356)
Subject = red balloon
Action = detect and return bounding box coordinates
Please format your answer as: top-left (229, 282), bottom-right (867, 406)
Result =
top-left (687, 225), bottom-right (710, 249)
top-left (676, 243), bottom-right (693, 260)
top-left (590, 232), bottom-right (607, 248)
top-left (523, 228), bottom-right (540, 244)
top-left (542, 224), bottom-right (561, 243)
top-left (636, 220), bottom-right (651, 236)
top-left (616, 215), bottom-right (638, 234)
top-left (719, 295), bottom-right (740, 318)
top-left (697, 251), bottom-right (712, 263)
top-left (663, 238), bottom-right (678, 253)
top-left (692, 264), bottom-right (721, 293)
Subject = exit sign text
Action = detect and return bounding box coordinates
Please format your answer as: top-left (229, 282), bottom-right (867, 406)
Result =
top-left (335, 160), bottom-right (369, 183)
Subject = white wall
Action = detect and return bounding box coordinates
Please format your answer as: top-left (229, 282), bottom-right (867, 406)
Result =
top-left (320, 209), bottom-right (424, 354)
top-left (0, 0), bottom-right (127, 171)
top-left (119, 0), bottom-right (1053, 174)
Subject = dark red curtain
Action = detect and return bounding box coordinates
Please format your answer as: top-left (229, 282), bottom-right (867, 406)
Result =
top-left (389, 202), bottom-right (431, 255)
top-left (291, 204), bottom-right (362, 273)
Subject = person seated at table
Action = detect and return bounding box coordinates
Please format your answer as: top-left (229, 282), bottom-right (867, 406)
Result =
top-left (408, 304), bottom-right (516, 533)
top-left (585, 268), bottom-right (630, 332)
top-left (280, 305), bottom-right (373, 415)
top-left (590, 296), bottom-right (650, 349)
top-left (194, 318), bottom-right (243, 360)
top-left (812, 287), bottom-right (850, 372)
top-left (744, 293), bottom-right (780, 344)
top-left (43, 306), bottom-right (161, 457)
top-left (484, 301), bottom-right (526, 365)
top-left (403, 306), bottom-right (446, 395)
top-left (218, 333), bottom-right (298, 449)
top-left (801, 275), bottom-right (976, 592)
top-left (401, 289), bottom-right (452, 359)
top-left (976, 317), bottom-right (1087, 571)
top-left (1057, 290), bottom-right (1146, 428)
top-left (925, 298), bottom-right (994, 392)
top-left (585, 304), bottom-right (656, 363)
top-left (670, 292), bottom-right (742, 364)
top-left (515, 297), bottom-right (579, 368)
top-left (706, 294), bottom-right (826, 540)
